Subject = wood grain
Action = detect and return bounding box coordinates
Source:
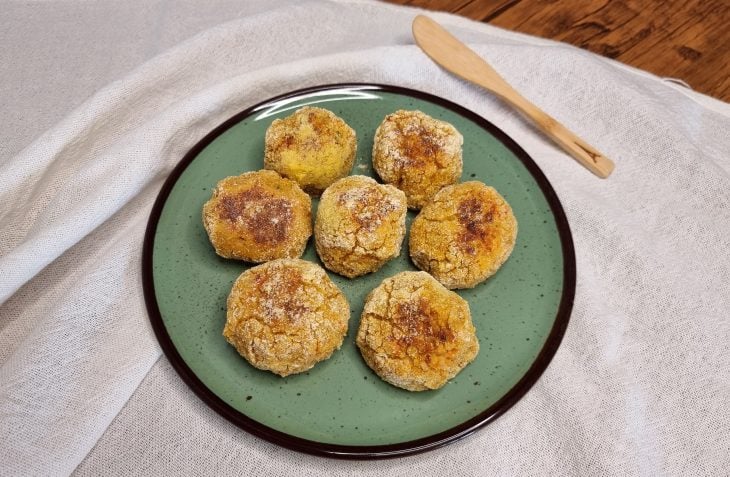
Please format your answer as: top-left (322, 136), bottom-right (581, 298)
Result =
top-left (387, 0), bottom-right (730, 102)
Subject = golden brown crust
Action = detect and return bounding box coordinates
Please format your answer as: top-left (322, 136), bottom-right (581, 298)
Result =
top-left (264, 106), bottom-right (357, 195)
top-left (409, 181), bottom-right (517, 289)
top-left (202, 170), bottom-right (312, 263)
top-left (372, 110), bottom-right (463, 209)
top-left (356, 271), bottom-right (479, 391)
top-left (224, 259), bottom-right (350, 377)
top-left (315, 175), bottom-right (407, 278)
top-left (203, 170), bottom-right (312, 263)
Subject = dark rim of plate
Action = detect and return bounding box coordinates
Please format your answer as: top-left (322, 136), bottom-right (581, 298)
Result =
top-left (141, 83), bottom-right (576, 460)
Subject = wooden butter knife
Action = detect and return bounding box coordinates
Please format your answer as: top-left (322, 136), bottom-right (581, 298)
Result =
top-left (412, 15), bottom-right (615, 178)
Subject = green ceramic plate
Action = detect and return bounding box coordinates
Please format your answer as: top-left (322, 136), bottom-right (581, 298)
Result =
top-left (143, 84), bottom-right (575, 458)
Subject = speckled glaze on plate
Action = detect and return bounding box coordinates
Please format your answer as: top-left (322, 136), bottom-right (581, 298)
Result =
top-left (142, 84), bottom-right (575, 459)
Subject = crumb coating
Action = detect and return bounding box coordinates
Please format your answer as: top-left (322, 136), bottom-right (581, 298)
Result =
top-left (224, 259), bottom-right (350, 377)
top-left (202, 170), bottom-right (311, 263)
top-left (315, 175), bottom-right (407, 278)
top-left (356, 271), bottom-right (479, 391)
top-left (264, 106), bottom-right (356, 195)
top-left (409, 181), bottom-right (517, 289)
top-left (373, 110), bottom-right (462, 209)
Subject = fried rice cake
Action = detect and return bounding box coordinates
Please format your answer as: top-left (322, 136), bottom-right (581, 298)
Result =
top-left (409, 181), bottom-right (517, 289)
top-left (202, 170), bottom-right (311, 263)
top-left (315, 175), bottom-right (407, 278)
top-left (264, 106), bottom-right (356, 196)
top-left (224, 258), bottom-right (350, 377)
top-left (372, 110), bottom-right (463, 209)
top-left (356, 271), bottom-right (479, 391)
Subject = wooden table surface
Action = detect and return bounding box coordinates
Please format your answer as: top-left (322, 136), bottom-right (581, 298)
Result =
top-left (385, 0), bottom-right (730, 102)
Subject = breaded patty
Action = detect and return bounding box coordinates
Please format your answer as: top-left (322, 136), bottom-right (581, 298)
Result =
top-left (224, 259), bottom-right (350, 377)
top-left (356, 271), bottom-right (479, 391)
top-left (264, 106), bottom-right (357, 195)
top-left (202, 170), bottom-right (311, 263)
top-left (372, 110), bottom-right (463, 209)
top-left (315, 175), bottom-right (407, 278)
top-left (409, 181), bottom-right (517, 289)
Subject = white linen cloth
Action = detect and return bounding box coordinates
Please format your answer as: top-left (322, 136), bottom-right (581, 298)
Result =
top-left (1, 0), bottom-right (729, 475)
